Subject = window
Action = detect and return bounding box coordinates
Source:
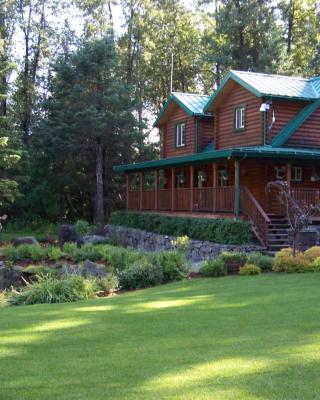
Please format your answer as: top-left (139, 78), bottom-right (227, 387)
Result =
top-left (291, 166), bottom-right (302, 182)
top-left (234, 106), bottom-right (246, 130)
top-left (176, 122), bottom-right (186, 147)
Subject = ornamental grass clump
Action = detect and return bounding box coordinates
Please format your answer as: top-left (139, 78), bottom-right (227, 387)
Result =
top-left (200, 257), bottom-right (227, 277)
top-left (8, 274), bottom-right (97, 306)
top-left (239, 264), bottom-right (261, 275)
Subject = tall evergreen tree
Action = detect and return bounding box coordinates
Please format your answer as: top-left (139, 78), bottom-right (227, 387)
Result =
top-left (29, 35), bottom-right (139, 223)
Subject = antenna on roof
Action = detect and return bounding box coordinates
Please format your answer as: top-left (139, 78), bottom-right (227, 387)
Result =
top-left (170, 51), bottom-right (174, 94)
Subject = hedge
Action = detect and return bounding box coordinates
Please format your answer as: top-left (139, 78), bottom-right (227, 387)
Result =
top-left (109, 211), bottom-right (252, 245)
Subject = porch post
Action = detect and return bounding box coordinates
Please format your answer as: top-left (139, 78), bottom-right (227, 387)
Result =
top-left (171, 168), bottom-right (175, 211)
top-left (212, 163), bottom-right (217, 212)
top-left (190, 165), bottom-right (194, 212)
top-left (139, 171), bottom-right (143, 211)
top-left (234, 160), bottom-right (240, 219)
top-left (126, 173), bottom-right (129, 210)
top-left (286, 162), bottom-right (291, 190)
top-left (154, 170), bottom-right (158, 211)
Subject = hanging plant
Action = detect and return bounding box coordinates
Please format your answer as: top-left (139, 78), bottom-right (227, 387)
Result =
top-left (275, 166), bottom-right (286, 180)
top-left (219, 169), bottom-right (229, 181)
top-left (177, 173), bottom-right (186, 184)
top-left (198, 170), bottom-right (207, 183)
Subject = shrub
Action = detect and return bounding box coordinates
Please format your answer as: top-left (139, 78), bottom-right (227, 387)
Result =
top-left (117, 260), bottom-right (163, 290)
top-left (312, 257), bottom-right (320, 272)
top-left (96, 275), bottom-right (119, 294)
top-left (273, 248), bottom-right (312, 273)
top-left (46, 246), bottom-right (64, 261)
top-left (2, 244), bottom-right (46, 262)
top-left (75, 219), bottom-right (91, 236)
top-left (63, 242), bottom-right (78, 259)
top-left (200, 258), bottom-right (227, 277)
top-left (304, 246), bottom-right (320, 261)
top-left (72, 244), bottom-right (101, 262)
top-left (247, 252), bottom-right (274, 271)
top-left (152, 251), bottom-right (188, 282)
top-left (110, 211), bottom-right (252, 245)
top-left (107, 247), bottom-right (143, 271)
top-left (239, 264), bottom-right (261, 275)
top-left (8, 274), bottom-right (97, 306)
top-left (171, 235), bottom-right (191, 253)
top-left (0, 291), bottom-right (8, 308)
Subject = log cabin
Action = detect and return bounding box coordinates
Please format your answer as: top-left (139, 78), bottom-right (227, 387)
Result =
top-left (114, 70), bottom-right (320, 250)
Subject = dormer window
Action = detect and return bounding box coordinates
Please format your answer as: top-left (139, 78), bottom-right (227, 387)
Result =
top-left (176, 122), bottom-right (186, 147)
top-left (234, 106), bottom-right (246, 130)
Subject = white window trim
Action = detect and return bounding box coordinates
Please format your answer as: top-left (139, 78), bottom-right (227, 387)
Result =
top-left (234, 107), bottom-right (246, 130)
top-left (176, 122), bottom-right (186, 147)
top-left (291, 166), bottom-right (303, 182)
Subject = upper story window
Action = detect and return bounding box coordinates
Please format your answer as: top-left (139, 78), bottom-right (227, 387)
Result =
top-left (176, 122), bottom-right (186, 147)
top-left (234, 106), bottom-right (246, 131)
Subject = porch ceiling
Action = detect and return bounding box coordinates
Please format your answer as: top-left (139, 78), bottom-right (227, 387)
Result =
top-left (114, 146), bottom-right (320, 173)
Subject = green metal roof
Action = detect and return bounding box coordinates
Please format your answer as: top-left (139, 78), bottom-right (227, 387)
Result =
top-left (204, 70), bottom-right (320, 112)
top-left (271, 99), bottom-right (320, 147)
top-left (154, 92), bottom-right (210, 127)
top-left (114, 146), bottom-right (320, 173)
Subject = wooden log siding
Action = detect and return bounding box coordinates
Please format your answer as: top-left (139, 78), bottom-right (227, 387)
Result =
top-left (215, 83), bottom-right (263, 149)
top-left (198, 119), bottom-right (214, 151)
top-left (160, 106), bottom-right (196, 158)
top-left (266, 100), bottom-right (305, 144)
top-left (287, 108), bottom-right (320, 148)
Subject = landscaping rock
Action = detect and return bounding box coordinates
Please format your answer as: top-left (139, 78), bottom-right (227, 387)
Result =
top-left (58, 224), bottom-right (83, 249)
top-left (82, 259), bottom-right (108, 278)
top-left (0, 266), bottom-right (24, 290)
top-left (104, 224), bottom-right (263, 262)
top-left (82, 235), bottom-right (108, 245)
top-left (12, 236), bottom-right (39, 247)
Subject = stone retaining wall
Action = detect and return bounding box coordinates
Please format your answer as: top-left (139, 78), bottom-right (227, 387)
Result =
top-left (104, 224), bottom-right (263, 261)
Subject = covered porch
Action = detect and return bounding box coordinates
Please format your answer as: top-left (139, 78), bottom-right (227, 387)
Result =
top-left (115, 146), bottom-right (320, 246)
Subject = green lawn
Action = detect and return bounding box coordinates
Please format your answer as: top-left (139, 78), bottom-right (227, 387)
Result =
top-left (1, 274), bottom-right (320, 399)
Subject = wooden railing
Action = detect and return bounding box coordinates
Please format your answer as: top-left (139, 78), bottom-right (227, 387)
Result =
top-left (158, 189), bottom-right (172, 210)
top-left (240, 186), bottom-right (270, 247)
top-left (128, 190), bottom-right (140, 210)
top-left (175, 188), bottom-right (191, 211)
top-left (128, 187), bottom-right (235, 213)
top-left (291, 188), bottom-right (320, 207)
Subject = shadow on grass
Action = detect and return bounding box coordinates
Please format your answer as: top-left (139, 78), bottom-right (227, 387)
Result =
top-left (1, 274), bottom-right (320, 399)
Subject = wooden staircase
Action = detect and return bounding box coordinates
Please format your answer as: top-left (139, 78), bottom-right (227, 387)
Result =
top-left (266, 214), bottom-right (290, 254)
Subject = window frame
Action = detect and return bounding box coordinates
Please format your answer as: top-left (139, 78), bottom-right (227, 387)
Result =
top-left (233, 105), bottom-right (246, 132)
top-left (175, 121), bottom-right (187, 148)
top-left (291, 166), bottom-right (303, 183)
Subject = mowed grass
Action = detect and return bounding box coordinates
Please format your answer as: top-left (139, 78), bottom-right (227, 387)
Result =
top-left (1, 274), bottom-right (320, 400)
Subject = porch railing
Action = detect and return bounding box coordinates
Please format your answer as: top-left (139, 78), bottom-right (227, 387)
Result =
top-left (128, 187), bottom-right (235, 214)
top-left (291, 188), bottom-right (320, 207)
top-left (240, 186), bottom-right (271, 247)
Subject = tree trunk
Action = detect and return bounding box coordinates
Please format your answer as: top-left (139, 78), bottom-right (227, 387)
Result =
top-left (95, 142), bottom-right (104, 225)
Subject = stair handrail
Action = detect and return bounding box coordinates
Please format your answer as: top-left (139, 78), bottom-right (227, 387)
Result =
top-left (240, 186), bottom-right (271, 247)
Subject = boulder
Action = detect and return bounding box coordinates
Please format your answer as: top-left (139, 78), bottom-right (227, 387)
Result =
top-left (82, 235), bottom-right (108, 245)
top-left (12, 236), bottom-right (39, 247)
top-left (0, 266), bottom-right (24, 290)
top-left (58, 224), bottom-right (83, 249)
top-left (82, 259), bottom-right (108, 278)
